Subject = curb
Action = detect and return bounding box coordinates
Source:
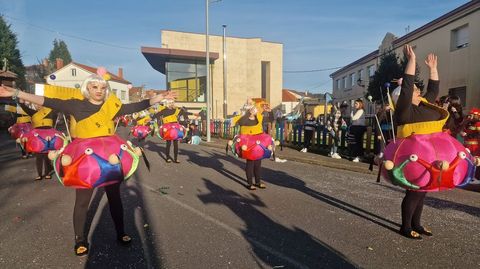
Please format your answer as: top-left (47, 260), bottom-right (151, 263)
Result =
top-left (198, 139), bottom-right (376, 175)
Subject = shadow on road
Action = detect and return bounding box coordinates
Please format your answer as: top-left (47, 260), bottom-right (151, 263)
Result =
top-left (82, 173), bottom-right (162, 268)
top-left (198, 178), bottom-right (358, 269)
top-left (370, 182), bottom-right (480, 218)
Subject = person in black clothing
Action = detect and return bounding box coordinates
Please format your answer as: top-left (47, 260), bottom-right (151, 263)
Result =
top-left (18, 102), bottom-right (58, 180)
top-left (0, 75), bottom-right (176, 256)
top-left (300, 113), bottom-right (316, 152)
top-left (394, 45), bottom-right (440, 240)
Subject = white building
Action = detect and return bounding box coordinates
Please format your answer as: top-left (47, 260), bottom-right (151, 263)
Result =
top-left (46, 61), bottom-right (131, 103)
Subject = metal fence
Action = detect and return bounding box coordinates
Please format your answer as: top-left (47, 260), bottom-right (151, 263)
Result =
top-left (196, 119), bottom-right (379, 154)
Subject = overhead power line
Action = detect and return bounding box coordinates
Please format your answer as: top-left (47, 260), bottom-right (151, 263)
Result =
top-left (283, 66), bottom-right (343, 73)
top-left (1, 13), bottom-right (137, 51)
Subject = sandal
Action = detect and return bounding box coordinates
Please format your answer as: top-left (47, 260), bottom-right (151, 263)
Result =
top-left (414, 226), bottom-right (433, 236)
top-left (246, 185), bottom-right (256, 190)
top-left (117, 234), bottom-right (132, 245)
top-left (400, 229), bottom-right (423, 240)
top-left (74, 241), bottom-right (89, 256)
top-left (255, 183), bottom-right (266, 189)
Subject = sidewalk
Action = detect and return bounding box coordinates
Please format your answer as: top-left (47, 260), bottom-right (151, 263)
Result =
top-left (199, 137), bottom-right (376, 175)
top-left (197, 137), bottom-right (480, 192)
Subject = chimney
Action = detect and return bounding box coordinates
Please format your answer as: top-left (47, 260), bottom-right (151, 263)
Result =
top-left (118, 68), bottom-right (123, 79)
top-left (56, 58), bottom-right (64, 70)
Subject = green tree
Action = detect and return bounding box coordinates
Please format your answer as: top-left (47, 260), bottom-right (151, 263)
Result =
top-left (0, 16), bottom-right (27, 89)
top-left (48, 39), bottom-right (72, 70)
top-left (366, 51), bottom-right (403, 103)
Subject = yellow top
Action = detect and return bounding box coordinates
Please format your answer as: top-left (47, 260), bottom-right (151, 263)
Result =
top-left (136, 115), bottom-right (152, 126)
top-left (396, 99), bottom-right (449, 138)
top-left (16, 115), bottom-right (31, 124)
top-left (158, 106), bottom-right (180, 124)
top-left (31, 107), bottom-right (54, 128)
top-left (232, 113), bottom-right (264, 135)
top-left (72, 94), bottom-right (122, 138)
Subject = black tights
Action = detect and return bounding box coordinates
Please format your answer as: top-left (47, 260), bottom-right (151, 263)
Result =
top-left (166, 140), bottom-right (178, 161)
top-left (35, 153), bottom-right (53, 177)
top-left (401, 190), bottom-right (427, 232)
top-left (73, 183), bottom-right (124, 243)
top-left (246, 159), bottom-right (262, 185)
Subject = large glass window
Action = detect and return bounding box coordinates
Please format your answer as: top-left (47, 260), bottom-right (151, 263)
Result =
top-left (166, 60), bottom-right (207, 102)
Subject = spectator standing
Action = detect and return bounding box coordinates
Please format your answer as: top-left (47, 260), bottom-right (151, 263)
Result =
top-left (348, 99), bottom-right (366, 162)
top-left (300, 112), bottom-right (317, 153)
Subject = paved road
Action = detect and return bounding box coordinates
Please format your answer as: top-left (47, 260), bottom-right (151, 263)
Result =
top-left (0, 128), bottom-right (479, 269)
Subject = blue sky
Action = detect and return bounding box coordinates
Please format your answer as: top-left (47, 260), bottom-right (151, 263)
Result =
top-left (0, 0), bottom-right (469, 93)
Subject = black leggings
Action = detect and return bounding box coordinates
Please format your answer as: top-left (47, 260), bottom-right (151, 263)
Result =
top-left (35, 153), bottom-right (53, 177)
top-left (303, 129), bottom-right (314, 149)
top-left (246, 159), bottom-right (262, 185)
top-left (401, 190), bottom-right (427, 232)
top-left (73, 183), bottom-right (124, 243)
top-left (166, 140), bottom-right (178, 161)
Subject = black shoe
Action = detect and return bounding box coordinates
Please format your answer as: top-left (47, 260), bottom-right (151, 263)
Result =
top-left (117, 234), bottom-right (132, 245)
top-left (400, 229), bottom-right (423, 240)
top-left (414, 226), bottom-right (433, 236)
top-left (74, 241), bottom-right (89, 256)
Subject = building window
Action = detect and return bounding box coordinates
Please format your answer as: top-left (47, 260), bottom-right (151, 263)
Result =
top-left (120, 90), bottom-right (126, 100)
top-left (342, 77), bottom-right (346, 90)
top-left (367, 65), bottom-right (376, 77)
top-left (112, 89), bottom-right (118, 96)
top-left (451, 24), bottom-right (469, 51)
top-left (358, 69), bottom-right (364, 80)
top-left (336, 79), bottom-right (340, 90)
top-left (166, 59), bottom-right (206, 102)
top-left (71, 68), bottom-right (77, 76)
top-left (350, 73), bottom-right (355, 88)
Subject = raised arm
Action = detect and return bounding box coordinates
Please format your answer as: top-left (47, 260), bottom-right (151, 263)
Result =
top-left (395, 45), bottom-right (416, 123)
top-left (423, 53), bottom-right (439, 103)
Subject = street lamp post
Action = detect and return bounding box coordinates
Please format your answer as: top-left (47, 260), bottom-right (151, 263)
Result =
top-left (205, 0), bottom-right (211, 142)
top-left (222, 24), bottom-right (227, 119)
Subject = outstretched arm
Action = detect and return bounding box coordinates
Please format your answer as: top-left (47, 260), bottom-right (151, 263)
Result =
top-left (0, 85), bottom-right (45, 106)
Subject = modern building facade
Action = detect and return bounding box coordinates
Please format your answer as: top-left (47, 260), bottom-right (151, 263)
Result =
top-left (142, 30), bottom-right (283, 119)
top-left (331, 1), bottom-right (480, 110)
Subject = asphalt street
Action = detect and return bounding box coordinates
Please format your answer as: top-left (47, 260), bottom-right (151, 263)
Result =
top-left (0, 127), bottom-right (479, 269)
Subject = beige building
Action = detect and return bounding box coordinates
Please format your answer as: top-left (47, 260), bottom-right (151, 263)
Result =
top-left (142, 30), bottom-right (283, 119)
top-left (331, 1), bottom-right (480, 110)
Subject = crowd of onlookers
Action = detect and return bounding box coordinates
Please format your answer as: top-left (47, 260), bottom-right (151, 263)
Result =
top-left (292, 92), bottom-right (470, 163)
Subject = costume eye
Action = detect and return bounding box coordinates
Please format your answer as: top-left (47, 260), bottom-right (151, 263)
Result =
top-left (409, 154), bottom-right (418, 162)
top-left (34, 133), bottom-right (39, 137)
top-left (85, 148), bottom-right (93, 155)
top-left (120, 144), bottom-right (128, 150)
top-left (458, 152), bottom-right (466, 159)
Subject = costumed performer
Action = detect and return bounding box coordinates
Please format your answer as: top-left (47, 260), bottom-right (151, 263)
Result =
top-left (9, 105), bottom-right (32, 159)
top-left (384, 45), bottom-right (478, 239)
top-left (230, 99), bottom-right (276, 190)
top-left (18, 101), bottom-right (60, 180)
top-left (154, 99), bottom-right (186, 163)
top-left (0, 74), bottom-right (176, 256)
